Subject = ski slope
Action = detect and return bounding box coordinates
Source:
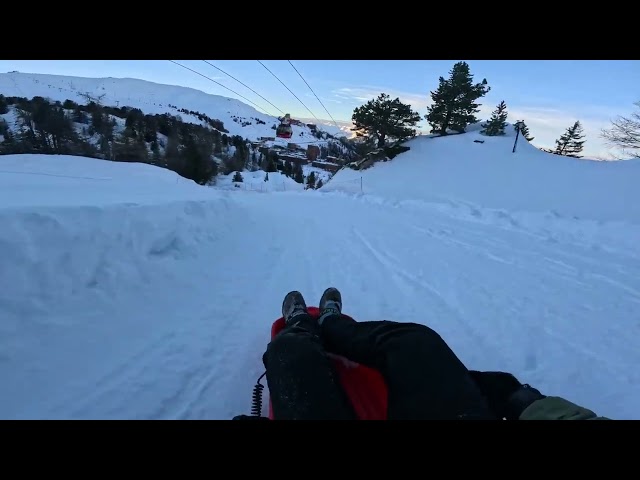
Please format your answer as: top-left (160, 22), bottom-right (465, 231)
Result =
top-left (1, 142), bottom-right (639, 419)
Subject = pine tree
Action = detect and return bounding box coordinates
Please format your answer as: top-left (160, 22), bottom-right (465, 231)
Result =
top-left (306, 171), bottom-right (316, 189)
top-left (316, 178), bottom-right (324, 189)
top-left (481, 101), bottom-right (508, 136)
top-left (266, 151), bottom-right (278, 172)
top-left (425, 61), bottom-right (490, 135)
top-left (554, 121), bottom-right (586, 157)
top-left (294, 163), bottom-right (304, 183)
top-left (233, 171), bottom-right (243, 182)
top-left (0, 94), bottom-right (9, 114)
top-left (151, 140), bottom-right (161, 163)
top-left (351, 93), bottom-right (421, 148)
top-left (264, 171), bottom-right (269, 182)
top-left (515, 120), bottom-right (534, 141)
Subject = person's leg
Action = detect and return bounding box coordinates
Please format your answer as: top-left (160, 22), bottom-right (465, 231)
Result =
top-left (262, 292), bottom-right (356, 420)
top-left (317, 290), bottom-right (496, 420)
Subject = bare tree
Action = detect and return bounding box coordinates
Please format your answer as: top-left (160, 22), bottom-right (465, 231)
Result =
top-left (78, 91), bottom-right (106, 106)
top-left (601, 101), bottom-right (640, 159)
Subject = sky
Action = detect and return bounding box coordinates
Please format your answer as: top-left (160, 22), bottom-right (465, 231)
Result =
top-left (0, 59), bottom-right (638, 159)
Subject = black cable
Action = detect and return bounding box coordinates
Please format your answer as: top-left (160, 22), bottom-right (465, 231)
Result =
top-left (168, 60), bottom-right (275, 117)
top-left (287, 60), bottom-right (342, 132)
top-left (256, 60), bottom-right (321, 123)
top-left (202, 60), bottom-right (285, 115)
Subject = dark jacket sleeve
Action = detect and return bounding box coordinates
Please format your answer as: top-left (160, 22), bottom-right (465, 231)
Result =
top-left (519, 396), bottom-right (610, 420)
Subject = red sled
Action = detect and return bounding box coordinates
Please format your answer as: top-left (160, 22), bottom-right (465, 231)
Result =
top-left (268, 306), bottom-right (388, 420)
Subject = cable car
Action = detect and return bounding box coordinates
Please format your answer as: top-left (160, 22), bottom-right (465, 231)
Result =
top-left (276, 123), bottom-right (293, 139)
top-left (276, 113), bottom-right (293, 139)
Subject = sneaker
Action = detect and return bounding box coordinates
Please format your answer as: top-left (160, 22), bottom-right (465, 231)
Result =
top-left (282, 290), bottom-right (308, 325)
top-left (319, 287), bottom-right (342, 318)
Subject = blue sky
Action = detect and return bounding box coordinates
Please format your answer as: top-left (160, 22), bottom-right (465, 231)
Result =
top-left (1, 60), bottom-right (638, 158)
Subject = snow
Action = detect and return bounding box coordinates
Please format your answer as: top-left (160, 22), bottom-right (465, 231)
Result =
top-left (214, 166), bottom-right (333, 192)
top-left (2, 124), bottom-right (640, 420)
top-left (325, 125), bottom-right (640, 223)
top-left (0, 71), bottom-right (344, 142)
top-left (215, 170), bottom-right (305, 192)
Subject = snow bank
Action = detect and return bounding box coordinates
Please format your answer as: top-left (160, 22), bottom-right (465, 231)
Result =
top-left (324, 126), bottom-right (640, 224)
top-left (0, 154), bottom-right (216, 208)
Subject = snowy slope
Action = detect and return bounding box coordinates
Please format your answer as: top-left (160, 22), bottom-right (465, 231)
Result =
top-left (0, 71), bottom-right (343, 142)
top-left (325, 124), bottom-right (640, 223)
top-left (1, 146), bottom-right (640, 420)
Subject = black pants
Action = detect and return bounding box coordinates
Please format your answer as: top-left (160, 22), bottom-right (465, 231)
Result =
top-left (263, 313), bottom-right (496, 420)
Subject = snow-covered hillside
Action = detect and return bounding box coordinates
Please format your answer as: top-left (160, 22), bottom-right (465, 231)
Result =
top-left (0, 71), bottom-right (344, 143)
top-left (1, 122), bottom-right (639, 420)
top-left (326, 124), bottom-right (640, 223)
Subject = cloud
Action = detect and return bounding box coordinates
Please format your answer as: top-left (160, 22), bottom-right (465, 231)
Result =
top-left (296, 116), bottom-right (356, 137)
top-left (332, 86), bottom-right (431, 111)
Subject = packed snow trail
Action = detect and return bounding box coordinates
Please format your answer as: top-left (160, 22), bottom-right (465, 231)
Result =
top-left (2, 187), bottom-right (639, 419)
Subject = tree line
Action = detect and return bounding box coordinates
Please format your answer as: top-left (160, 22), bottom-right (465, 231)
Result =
top-left (348, 61), bottom-right (619, 160)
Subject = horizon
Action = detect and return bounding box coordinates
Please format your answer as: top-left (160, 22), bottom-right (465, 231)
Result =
top-left (0, 59), bottom-right (638, 159)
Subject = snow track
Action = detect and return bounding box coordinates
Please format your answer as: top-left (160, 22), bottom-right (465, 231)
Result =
top-left (2, 184), bottom-right (639, 419)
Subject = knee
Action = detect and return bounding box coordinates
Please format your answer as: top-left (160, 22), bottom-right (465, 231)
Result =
top-left (378, 321), bottom-right (446, 351)
top-left (269, 329), bottom-right (307, 351)
top-left (379, 320), bottom-right (441, 338)
top-left (263, 329), bottom-right (320, 366)
top-left (405, 321), bottom-right (441, 338)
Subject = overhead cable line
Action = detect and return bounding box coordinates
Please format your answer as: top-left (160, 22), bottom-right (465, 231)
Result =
top-left (256, 60), bottom-right (321, 123)
top-left (168, 60), bottom-right (275, 117)
top-left (287, 60), bottom-right (342, 132)
top-left (201, 60), bottom-right (286, 116)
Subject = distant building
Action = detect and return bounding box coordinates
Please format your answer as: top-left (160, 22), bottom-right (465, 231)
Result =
top-left (306, 145), bottom-right (320, 162)
top-left (311, 161), bottom-right (341, 173)
top-left (278, 154), bottom-right (308, 166)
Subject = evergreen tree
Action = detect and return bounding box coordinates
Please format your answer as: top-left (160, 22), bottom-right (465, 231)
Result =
top-left (151, 140), bottom-right (161, 164)
top-left (294, 163), bottom-right (304, 183)
top-left (306, 171), bottom-right (316, 189)
top-left (425, 61), bottom-right (490, 135)
top-left (284, 160), bottom-right (293, 177)
top-left (233, 171), bottom-right (243, 182)
top-left (316, 178), bottom-right (324, 189)
top-left (2, 128), bottom-right (15, 150)
top-left (0, 94), bottom-right (8, 114)
top-left (351, 93), bottom-right (421, 148)
top-left (481, 100), bottom-right (508, 136)
top-left (267, 151), bottom-right (278, 172)
top-left (554, 121), bottom-right (586, 157)
top-left (515, 120), bottom-right (534, 141)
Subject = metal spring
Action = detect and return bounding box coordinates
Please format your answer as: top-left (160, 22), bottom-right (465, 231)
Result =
top-left (251, 371), bottom-right (267, 417)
